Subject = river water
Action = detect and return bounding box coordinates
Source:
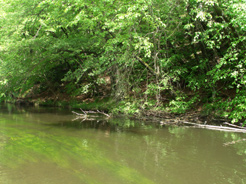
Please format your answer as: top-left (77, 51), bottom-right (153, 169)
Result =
top-left (0, 103), bottom-right (246, 184)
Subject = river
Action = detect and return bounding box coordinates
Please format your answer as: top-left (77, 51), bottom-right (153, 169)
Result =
top-left (0, 103), bottom-right (246, 184)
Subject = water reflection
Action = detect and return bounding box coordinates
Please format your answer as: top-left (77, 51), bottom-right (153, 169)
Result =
top-left (0, 104), bottom-right (246, 183)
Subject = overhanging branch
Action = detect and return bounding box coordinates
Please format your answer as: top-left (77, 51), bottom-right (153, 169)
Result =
top-left (135, 56), bottom-right (158, 76)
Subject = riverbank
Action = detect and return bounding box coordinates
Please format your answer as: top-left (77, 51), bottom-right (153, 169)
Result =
top-left (5, 96), bottom-right (246, 134)
top-left (5, 93), bottom-right (229, 126)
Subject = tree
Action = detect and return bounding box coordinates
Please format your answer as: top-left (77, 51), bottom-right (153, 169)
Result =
top-left (0, 0), bottom-right (246, 123)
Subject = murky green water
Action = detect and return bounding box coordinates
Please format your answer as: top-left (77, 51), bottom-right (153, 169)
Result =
top-left (0, 104), bottom-right (246, 184)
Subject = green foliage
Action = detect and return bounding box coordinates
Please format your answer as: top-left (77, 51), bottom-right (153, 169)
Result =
top-left (168, 95), bottom-right (199, 114)
top-left (112, 100), bottom-right (140, 115)
top-left (0, 0), bottom-right (246, 122)
top-left (209, 90), bottom-right (246, 125)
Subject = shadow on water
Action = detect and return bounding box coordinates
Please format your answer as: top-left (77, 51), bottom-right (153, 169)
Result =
top-left (1, 103), bottom-right (246, 184)
top-left (45, 112), bottom-right (166, 137)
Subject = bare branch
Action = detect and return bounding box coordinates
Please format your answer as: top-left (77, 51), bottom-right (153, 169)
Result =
top-left (33, 25), bottom-right (42, 39)
top-left (223, 122), bottom-right (246, 130)
top-left (72, 109), bottom-right (110, 121)
top-left (135, 56), bottom-right (158, 76)
top-left (97, 110), bottom-right (110, 117)
top-left (183, 121), bottom-right (246, 133)
top-left (72, 111), bottom-right (83, 116)
top-left (80, 108), bottom-right (87, 115)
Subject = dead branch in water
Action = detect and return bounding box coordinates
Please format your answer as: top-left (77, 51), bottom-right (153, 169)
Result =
top-left (72, 109), bottom-right (110, 120)
top-left (72, 111), bottom-right (84, 116)
top-left (182, 121), bottom-right (246, 133)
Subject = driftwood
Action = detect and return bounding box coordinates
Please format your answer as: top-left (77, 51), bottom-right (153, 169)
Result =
top-left (223, 122), bottom-right (246, 130)
top-left (72, 109), bottom-right (110, 122)
top-left (182, 121), bottom-right (246, 133)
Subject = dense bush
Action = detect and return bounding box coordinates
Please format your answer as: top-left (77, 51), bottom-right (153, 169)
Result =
top-left (0, 0), bottom-right (245, 123)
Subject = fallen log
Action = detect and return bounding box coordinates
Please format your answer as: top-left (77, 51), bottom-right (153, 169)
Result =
top-left (223, 122), bottom-right (246, 130)
top-left (182, 121), bottom-right (246, 133)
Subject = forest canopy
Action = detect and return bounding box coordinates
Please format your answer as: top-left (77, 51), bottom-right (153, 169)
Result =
top-left (0, 0), bottom-right (246, 123)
